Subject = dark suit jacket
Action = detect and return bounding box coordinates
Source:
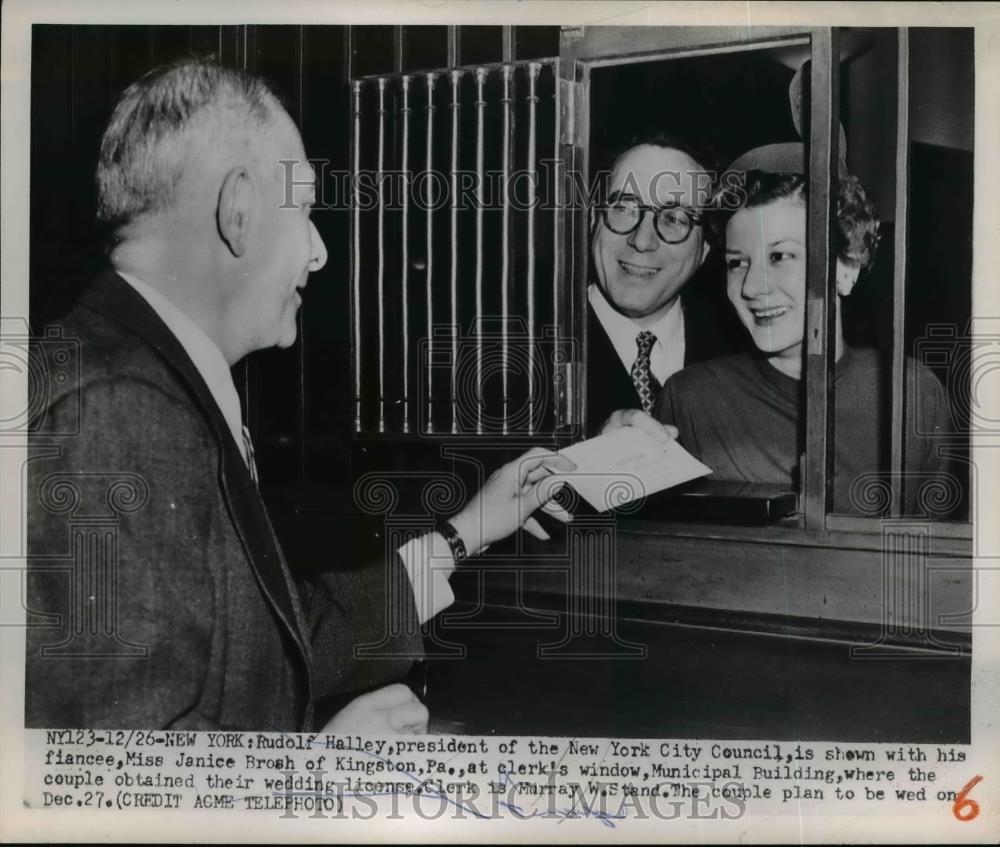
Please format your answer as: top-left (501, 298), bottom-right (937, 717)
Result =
top-left (585, 274), bottom-right (745, 436)
top-left (25, 270), bottom-right (421, 730)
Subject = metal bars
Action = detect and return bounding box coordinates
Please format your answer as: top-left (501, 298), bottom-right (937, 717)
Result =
top-left (473, 67), bottom-right (487, 435)
top-left (500, 64), bottom-right (513, 433)
top-left (376, 77), bottom-right (387, 433)
top-left (400, 75), bottom-right (411, 432)
top-left (424, 72), bottom-right (437, 433)
top-left (526, 62), bottom-right (541, 435)
top-left (448, 70), bottom-right (462, 434)
top-left (351, 80), bottom-right (362, 432)
top-left (351, 61), bottom-right (557, 436)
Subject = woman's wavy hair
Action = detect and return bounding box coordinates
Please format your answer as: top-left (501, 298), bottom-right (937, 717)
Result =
top-left (713, 170), bottom-right (881, 270)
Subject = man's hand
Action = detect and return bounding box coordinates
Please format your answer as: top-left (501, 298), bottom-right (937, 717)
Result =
top-left (601, 408), bottom-right (678, 445)
top-left (448, 448), bottom-right (576, 554)
top-left (321, 684), bottom-right (428, 735)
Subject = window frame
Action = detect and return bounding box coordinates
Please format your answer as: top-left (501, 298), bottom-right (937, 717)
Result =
top-left (559, 24), bottom-right (973, 551)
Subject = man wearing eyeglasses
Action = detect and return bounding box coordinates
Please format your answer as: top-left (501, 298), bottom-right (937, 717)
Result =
top-left (586, 136), bottom-right (739, 435)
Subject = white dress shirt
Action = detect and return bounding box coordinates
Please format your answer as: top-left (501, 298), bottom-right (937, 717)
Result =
top-left (588, 283), bottom-right (686, 385)
top-left (117, 270), bottom-right (453, 623)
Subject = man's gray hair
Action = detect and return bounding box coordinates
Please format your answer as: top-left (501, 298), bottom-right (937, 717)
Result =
top-left (96, 57), bottom-right (281, 239)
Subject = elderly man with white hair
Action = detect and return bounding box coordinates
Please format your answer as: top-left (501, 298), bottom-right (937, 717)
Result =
top-left (26, 58), bottom-right (572, 732)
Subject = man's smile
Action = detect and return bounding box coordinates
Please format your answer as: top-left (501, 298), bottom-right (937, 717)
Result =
top-left (617, 259), bottom-right (660, 278)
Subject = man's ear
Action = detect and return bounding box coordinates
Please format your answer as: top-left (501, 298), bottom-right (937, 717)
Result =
top-left (217, 166), bottom-right (252, 258)
top-left (698, 237), bottom-right (711, 266)
top-left (836, 259), bottom-right (861, 297)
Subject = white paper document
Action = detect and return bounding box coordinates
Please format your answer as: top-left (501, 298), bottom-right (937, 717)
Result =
top-left (556, 428), bottom-right (712, 512)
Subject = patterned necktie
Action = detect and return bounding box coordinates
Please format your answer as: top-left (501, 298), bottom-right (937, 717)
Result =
top-left (241, 424), bottom-right (260, 487)
top-left (630, 330), bottom-right (660, 414)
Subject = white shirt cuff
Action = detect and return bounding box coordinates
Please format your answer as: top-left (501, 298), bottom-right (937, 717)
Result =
top-left (397, 532), bottom-right (456, 624)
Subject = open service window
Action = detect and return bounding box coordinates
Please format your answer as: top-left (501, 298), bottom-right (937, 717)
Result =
top-left (346, 25), bottom-right (973, 644)
top-left (566, 27), bottom-right (972, 526)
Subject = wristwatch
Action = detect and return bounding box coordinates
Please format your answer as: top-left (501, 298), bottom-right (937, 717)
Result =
top-left (435, 519), bottom-right (468, 564)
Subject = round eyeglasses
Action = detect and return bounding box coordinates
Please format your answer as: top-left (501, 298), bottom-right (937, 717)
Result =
top-left (599, 199), bottom-right (704, 245)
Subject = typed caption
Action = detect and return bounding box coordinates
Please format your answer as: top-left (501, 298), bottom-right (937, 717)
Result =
top-left (24, 730), bottom-right (983, 828)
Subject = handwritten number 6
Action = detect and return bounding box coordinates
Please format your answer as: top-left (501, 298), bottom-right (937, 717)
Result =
top-left (952, 775), bottom-right (982, 822)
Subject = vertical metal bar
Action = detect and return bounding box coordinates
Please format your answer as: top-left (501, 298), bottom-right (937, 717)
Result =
top-left (474, 67), bottom-right (488, 435)
top-left (425, 72), bottom-right (437, 433)
top-left (557, 51), bottom-right (586, 434)
top-left (804, 28), bottom-right (839, 529)
top-left (500, 64), bottom-right (514, 434)
top-left (551, 62), bottom-right (567, 431)
top-left (351, 79), bottom-right (363, 432)
top-left (401, 75), bottom-right (412, 433)
top-left (572, 61), bottom-right (590, 435)
top-left (376, 77), bottom-right (387, 434)
top-left (890, 30), bottom-right (910, 517)
top-left (449, 70), bottom-right (462, 433)
top-left (526, 62), bottom-right (541, 435)
top-left (447, 25), bottom-right (460, 68)
top-left (393, 25), bottom-right (405, 74)
top-left (502, 26), bottom-right (514, 62)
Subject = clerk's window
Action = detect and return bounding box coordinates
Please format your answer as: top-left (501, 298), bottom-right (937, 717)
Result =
top-left (346, 25), bottom-right (974, 537)
top-left (583, 29), bottom-right (973, 528)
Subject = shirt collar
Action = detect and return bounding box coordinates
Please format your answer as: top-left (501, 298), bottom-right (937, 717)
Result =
top-left (588, 283), bottom-right (684, 368)
top-left (115, 270), bottom-right (247, 456)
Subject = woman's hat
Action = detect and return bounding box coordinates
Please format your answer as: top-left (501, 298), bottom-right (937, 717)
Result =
top-left (721, 141), bottom-right (848, 182)
top-left (725, 142), bottom-right (805, 175)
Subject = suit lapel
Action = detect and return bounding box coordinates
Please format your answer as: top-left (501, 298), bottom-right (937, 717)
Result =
top-left (79, 270), bottom-right (312, 673)
top-left (586, 304), bottom-right (644, 434)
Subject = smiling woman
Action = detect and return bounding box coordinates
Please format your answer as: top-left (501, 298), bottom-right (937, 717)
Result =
top-left (655, 158), bottom-right (955, 516)
top-left (721, 167), bottom-right (876, 378)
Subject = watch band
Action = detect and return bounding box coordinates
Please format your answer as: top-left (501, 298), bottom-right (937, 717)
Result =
top-left (435, 519), bottom-right (468, 564)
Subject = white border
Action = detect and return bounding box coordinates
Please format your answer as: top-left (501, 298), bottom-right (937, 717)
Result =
top-left (2, 2), bottom-right (998, 843)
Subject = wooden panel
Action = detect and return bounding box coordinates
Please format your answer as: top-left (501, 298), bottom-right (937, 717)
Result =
top-left (803, 28), bottom-right (838, 528)
top-left (890, 30), bottom-right (909, 515)
top-left (424, 604), bottom-right (970, 740)
top-left (516, 529), bottom-right (973, 635)
top-left (565, 25), bottom-right (812, 65)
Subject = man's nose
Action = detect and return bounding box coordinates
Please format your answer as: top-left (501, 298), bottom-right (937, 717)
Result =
top-left (309, 220), bottom-right (328, 272)
top-left (626, 210), bottom-right (660, 252)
